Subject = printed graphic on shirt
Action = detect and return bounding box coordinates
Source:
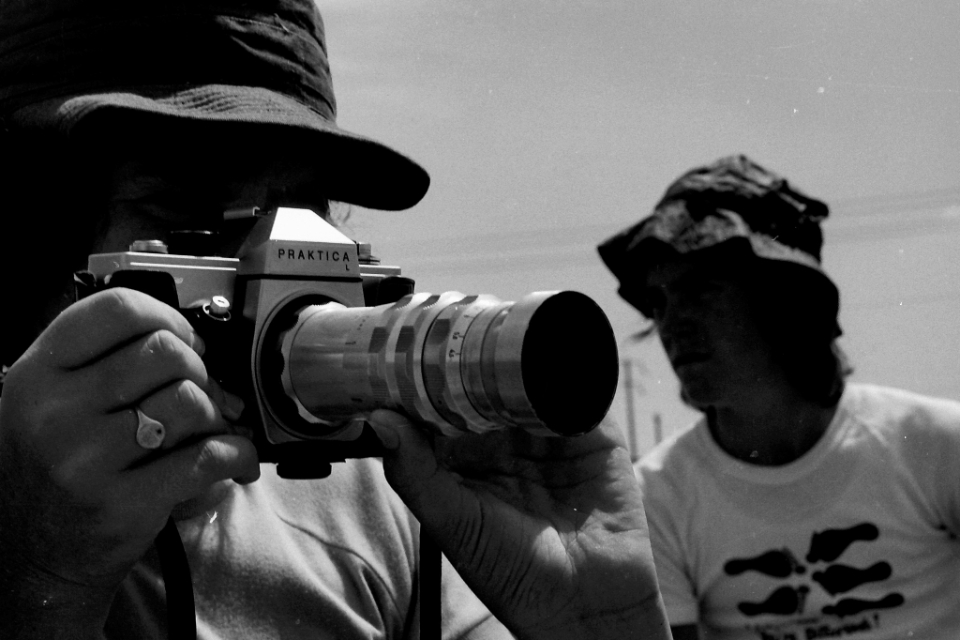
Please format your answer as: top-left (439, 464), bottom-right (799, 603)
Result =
top-left (722, 522), bottom-right (904, 638)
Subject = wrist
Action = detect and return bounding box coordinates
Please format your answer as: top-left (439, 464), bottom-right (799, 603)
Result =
top-left (513, 596), bottom-right (671, 640)
top-left (0, 553), bottom-right (116, 639)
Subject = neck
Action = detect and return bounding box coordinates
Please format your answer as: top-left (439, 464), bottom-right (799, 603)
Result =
top-left (707, 386), bottom-right (840, 466)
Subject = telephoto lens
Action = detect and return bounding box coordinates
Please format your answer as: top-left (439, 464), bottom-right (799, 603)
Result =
top-left (278, 290), bottom-right (619, 437)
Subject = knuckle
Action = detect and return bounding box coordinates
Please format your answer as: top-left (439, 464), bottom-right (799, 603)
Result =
top-left (93, 287), bottom-right (139, 321)
top-left (49, 459), bottom-right (103, 503)
top-left (10, 396), bottom-right (77, 461)
top-left (152, 330), bottom-right (206, 379)
top-left (194, 439), bottom-right (229, 476)
top-left (172, 380), bottom-right (214, 421)
top-left (145, 329), bottom-right (182, 359)
top-left (145, 331), bottom-right (206, 382)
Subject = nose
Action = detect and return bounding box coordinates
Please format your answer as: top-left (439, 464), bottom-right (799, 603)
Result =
top-left (654, 290), bottom-right (688, 334)
top-left (655, 295), bottom-right (704, 348)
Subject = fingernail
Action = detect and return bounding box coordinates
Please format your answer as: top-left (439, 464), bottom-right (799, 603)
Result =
top-left (368, 411), bottom-right (401, 450)
top-left (234, 465), bottom-right (262, 486)
top-left (193, 333), bottom-right (207, 357)
top-left (222, 392), bottom-right (245, 422)
top-left (369, 409), bottom-right (411, 428)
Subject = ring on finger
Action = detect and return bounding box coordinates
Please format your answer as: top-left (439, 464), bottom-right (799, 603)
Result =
top-left (135, 408), bottom-right (166, 450)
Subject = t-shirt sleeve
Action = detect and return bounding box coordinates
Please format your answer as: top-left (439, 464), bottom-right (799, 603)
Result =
top-left (889, 390), bottom-right (960, 537)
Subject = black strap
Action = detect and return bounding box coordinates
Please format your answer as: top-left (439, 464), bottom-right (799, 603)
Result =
top-left (420, 530), bottom-right (442, 640)
top-left (154, 517), bottom-right (197, 639)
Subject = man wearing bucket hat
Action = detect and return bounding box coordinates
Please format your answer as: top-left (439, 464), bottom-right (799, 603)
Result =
top-left (599, 155), bottom-right (960, 639)
top-left (0, 1), bottom-right (670, 639)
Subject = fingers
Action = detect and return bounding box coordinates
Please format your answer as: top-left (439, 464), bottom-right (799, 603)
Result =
top-left (123, 435), bottom-right (261, 511)
top-left (124, 380), bottom-right (232, 459)
top-left (368, 410), bottom-right (468, 532)
top-left (0, 286), bottom-right (260, 600)
top-left (36, 288), bottom-right (202, 370)
top-left (136, 380), bottom-right (245, 449)
top-left (368, 410), bottom-right (438, 505)
top-left (87, 327), bottom-right (213, 412)
top-left (369, 410), bottom-right (635, 524)
top-left (9, 285), bottom-right (250, 477)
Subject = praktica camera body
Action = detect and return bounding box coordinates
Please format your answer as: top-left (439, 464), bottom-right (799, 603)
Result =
top-left (81, 207), bottom-right (619, 478)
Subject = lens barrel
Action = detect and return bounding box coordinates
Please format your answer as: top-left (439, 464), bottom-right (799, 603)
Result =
top-left (278, 290), bottom-right (618, 437)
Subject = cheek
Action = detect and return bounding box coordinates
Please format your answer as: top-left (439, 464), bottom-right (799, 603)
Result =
top-left (212, 219), bottom-right (259, 257)
top-left (90, 208), bottom-right (156, 254)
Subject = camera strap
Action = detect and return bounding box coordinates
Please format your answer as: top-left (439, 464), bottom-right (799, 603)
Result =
top-left (155, 517), bottom-right (198, 637)
top-left (421, 532), bottom-right (442, 640)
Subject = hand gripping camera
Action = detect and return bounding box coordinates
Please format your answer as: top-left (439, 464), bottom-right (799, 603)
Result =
top-left (81, 207), bottom-right (620, 478)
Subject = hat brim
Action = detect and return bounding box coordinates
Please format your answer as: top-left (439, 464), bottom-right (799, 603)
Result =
top-left (13, 85), bottom-right (430, 212)
top-left (600, 236), bottom-right (842, 339)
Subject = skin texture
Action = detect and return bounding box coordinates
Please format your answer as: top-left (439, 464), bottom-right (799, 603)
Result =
top-left (0, 135), bottom-right (670, 639)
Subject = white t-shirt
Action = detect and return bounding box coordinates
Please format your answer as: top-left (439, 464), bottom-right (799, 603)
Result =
top-left (105, 458), bottom-right (509, 639)
top-left (638, 383), bottom-right (960, 639)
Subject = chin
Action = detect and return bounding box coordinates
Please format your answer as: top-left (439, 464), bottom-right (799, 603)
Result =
top-left (678, 379), bottom-right (722, 410)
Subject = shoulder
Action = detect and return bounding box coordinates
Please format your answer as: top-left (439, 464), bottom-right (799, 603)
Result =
top-left (636, 418), bottom-right (705, 476)
top-left (844, 382), bottom-right (960, 438)
top-left (842, 383), bottom-right (960, 474)
top-left (842, 384), bottom-right (960, 533)
top-left (634, 418), bottom-right (707, 500)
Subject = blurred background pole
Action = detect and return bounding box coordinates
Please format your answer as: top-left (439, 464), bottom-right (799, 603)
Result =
top-left (621, 357), bottom-right (639, 461)
top-left (653, 412), bottom-right (663, 446)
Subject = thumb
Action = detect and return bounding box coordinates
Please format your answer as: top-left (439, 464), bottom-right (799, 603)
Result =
top-left (367, 410), bottom-right (464, 531)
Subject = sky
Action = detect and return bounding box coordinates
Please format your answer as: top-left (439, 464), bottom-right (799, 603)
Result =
top-left (318, 0), bottom-right (960, 458)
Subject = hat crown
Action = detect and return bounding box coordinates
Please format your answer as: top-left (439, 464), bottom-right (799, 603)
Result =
top-left (596, 156), bottom-right (841, 337)
top-left (597, 155), bottom-right (835, 297)
top-left (0, 0), bottom-right (432, 211)
top-left (0, 0), bottom-right (334, 118)
top-left (654, 154), bottom-right (828, 261)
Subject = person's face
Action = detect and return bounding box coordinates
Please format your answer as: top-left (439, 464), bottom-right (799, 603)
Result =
top-left (29, 135), bottom-right (330, 331)
top-left (92, 148), bottom-right (328, 258)
top-left (643, 258), bottom-right (784, 409)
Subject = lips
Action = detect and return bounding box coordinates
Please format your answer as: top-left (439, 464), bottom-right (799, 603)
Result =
top-left (670, 351), bottom-right (709, 369)
top-left (661, 331), bottom-right (710, 369)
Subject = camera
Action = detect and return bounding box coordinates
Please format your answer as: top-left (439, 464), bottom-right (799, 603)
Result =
top-left (80, 207), bottom-right (620, 478)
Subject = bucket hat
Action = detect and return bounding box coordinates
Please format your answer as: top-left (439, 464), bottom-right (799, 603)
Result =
top-left (598, 154), bottom-right (840, 334)
top-left (0, 0), bottom-right (429, 211)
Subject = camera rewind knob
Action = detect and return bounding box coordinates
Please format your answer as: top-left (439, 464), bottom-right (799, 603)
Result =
top-left (204, 295), bottom-right (232, 320)
top-left (129, 239), bottom-right (169, 254)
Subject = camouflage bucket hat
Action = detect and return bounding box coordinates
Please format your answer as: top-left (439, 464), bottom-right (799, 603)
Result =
top-left (0, 0), bottom-right (429, 211)
top-left (597, 154), bottom-right (840, 332)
